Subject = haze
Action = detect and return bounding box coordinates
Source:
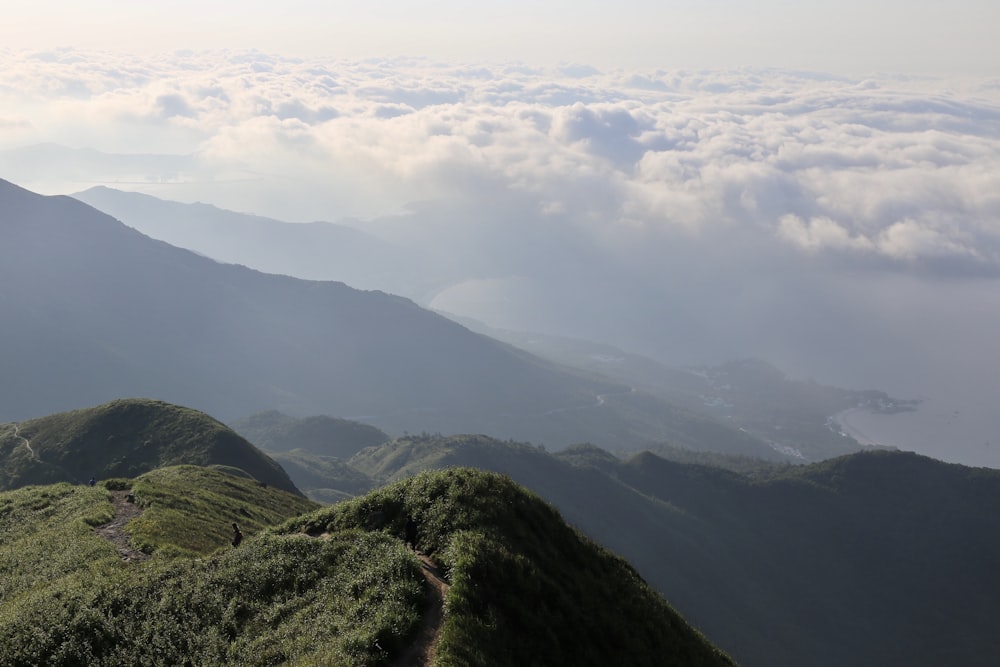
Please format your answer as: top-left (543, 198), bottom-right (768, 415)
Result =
top-left (1, 2), bottom-right (998, 466)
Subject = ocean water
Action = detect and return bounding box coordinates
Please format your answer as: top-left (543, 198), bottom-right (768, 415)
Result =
top-left (838, 394), bottom-right (1000, 469)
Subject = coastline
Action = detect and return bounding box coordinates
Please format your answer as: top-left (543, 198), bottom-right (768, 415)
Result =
top-left (831, 408), bottom-right (884, 447)
top-left (830, 396), bottom-right (999, 469)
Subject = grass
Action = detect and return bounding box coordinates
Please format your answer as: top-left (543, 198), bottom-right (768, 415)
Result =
top-left (125, 465), bottom-right (318, 555)
top-left (281, 467), bottom-right (736, 667)
top-left (0, 467), bottom-right (424, 666)
top-left (0, 463), bottom-right (735, 666)
top-left (0, 531), bottom-right (425, 666)
top-left (0, 399), bottom-right (300, 494)
top-left (0, 483), bottom-right (118, 602)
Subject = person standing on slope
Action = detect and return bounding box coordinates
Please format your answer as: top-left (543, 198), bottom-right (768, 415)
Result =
top-left (232, 522), bottom-right (243, 547)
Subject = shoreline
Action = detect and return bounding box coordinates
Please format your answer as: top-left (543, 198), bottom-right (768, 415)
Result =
top-left (830, 408), bottom-right (884, 447)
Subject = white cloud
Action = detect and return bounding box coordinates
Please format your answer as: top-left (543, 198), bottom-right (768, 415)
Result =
top-left (2, 50), bottom-right (999, 270)
top-left (777, 215), bottom-right (875, 253)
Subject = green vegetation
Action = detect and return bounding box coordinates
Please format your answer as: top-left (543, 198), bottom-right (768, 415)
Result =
top-left (0, 399), bottom-right (300, 494)
top-left (125, 465), bottom-right (318, 555)
top-left (0, 529), bottom-right (424, 666)
top-left (283, 468), bottom-right (735, 667)
top-left (0, 462), bottom-right (733, 666)
top-left (0, 468), bottom-right (422, 666)
top-left (0, 483), bottom-right (118, 602)
top-left (308, 432), bottom-right (1000, 666)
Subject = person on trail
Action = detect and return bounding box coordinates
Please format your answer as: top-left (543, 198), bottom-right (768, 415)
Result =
top-left (404, 515), bottom-right (418, 550)
top-left (89, 477), bottom-right (96, 487)
top-left (232, 523), bottom-right (243, 547)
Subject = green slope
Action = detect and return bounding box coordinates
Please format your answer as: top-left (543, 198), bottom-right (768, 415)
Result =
top-left (281, 468), bottom-right (735, 667)
top-left (341, 434), bottom-right (1000, 666)
top-left (0, 466), bottom-right (732, 666)
top-left (0, 399), bottom-right (300, 494)
top-left (0, 468), bottom-right (417, 666)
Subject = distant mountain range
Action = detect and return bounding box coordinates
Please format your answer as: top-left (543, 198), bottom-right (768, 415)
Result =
top-left (72, 184), bottom-right (907, 463)
top-left (73, 185), bottom-right (422, 298)
top-left (2, 177), bottom-right (802, 457)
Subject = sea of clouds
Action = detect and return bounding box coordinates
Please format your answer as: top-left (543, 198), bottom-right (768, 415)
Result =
top-left (2, 49), bottom-right (999, 428)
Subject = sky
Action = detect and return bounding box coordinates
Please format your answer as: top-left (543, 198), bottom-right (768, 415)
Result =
top-left (3, 0), bottom-right (1000, 75)
top-left (1, 1), bottom-right (999, 465)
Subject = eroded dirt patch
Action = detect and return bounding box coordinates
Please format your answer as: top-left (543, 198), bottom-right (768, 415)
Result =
top-left (95, 489), bottom-right (149, 562)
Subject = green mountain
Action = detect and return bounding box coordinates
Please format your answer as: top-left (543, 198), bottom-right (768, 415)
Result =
top-left (328, 434), bottom-right (1000, 667)
top-left (0, 465), bottom-right (732, 666)
top-left (0, 399), bottom-right (299, 495)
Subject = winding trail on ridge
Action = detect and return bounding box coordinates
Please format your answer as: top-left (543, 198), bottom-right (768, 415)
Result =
top-left (10, 422), bottom-right (80, 482)
top-left (94, 489), bottom-right (150, 562)
top-left (305, 532), bottom-right (450, 667)
top-left (391, 550), bottom-right (450, 667)
top-left (12, 423), bottom-right (37, 460)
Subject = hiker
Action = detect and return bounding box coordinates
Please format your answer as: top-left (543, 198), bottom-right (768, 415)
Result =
top-left (404, 515), bottom-right (418, 550)
top-left (89, 477), bottom-right (96, 487)
top-left (232, 523), bottom-right (243, 547)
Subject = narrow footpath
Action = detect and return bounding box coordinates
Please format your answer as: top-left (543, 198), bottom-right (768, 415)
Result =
top-left (392, 550), bottom-right (450, 667)
top-left (12, 423), bottom-right (37, 460)
top-left (94, 489), bottom-right (149, 562)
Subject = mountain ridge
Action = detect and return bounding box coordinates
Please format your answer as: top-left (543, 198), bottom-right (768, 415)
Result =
top-left (283, 431), bottom-right (1000, 667)
top-left (0, 458), bottom-right (734, 665)
top-left (2, 177), bottom-right (786, 458)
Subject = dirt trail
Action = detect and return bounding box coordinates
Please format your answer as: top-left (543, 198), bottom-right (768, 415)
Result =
top-left (94, 489), bottom-right (150, 562)
top-left (392, 550), bottom-right (450, 667)
top-left (12, 423), bottom-right (37, 460)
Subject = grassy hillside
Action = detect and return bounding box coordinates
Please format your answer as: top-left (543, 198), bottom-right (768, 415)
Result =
top-left (0, 468), bottom-right (419, 666)
top-left (122, 465), bottom-right (318, 556)
top-left (337, 434), bottom-right (1000, 666)
top-left (281, 468), bottom-right (735, 667)
top-left (0, 399), bottom-right (300, 494)
top-left (0, 465), bottom-right (732, 665)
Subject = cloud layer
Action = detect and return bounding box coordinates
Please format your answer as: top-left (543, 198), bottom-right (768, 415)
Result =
top-left (3, 49), bottom-right (998, 274)
top-left (2, 49), bottom-right (1000, 416)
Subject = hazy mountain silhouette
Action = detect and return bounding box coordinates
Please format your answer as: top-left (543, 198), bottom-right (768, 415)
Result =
top-left (72, 186), bottom-right (422, 296)
top-left (0, 179), bottom-right (610, 426)
top-left (3, 178), bottom-right (778, 456)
